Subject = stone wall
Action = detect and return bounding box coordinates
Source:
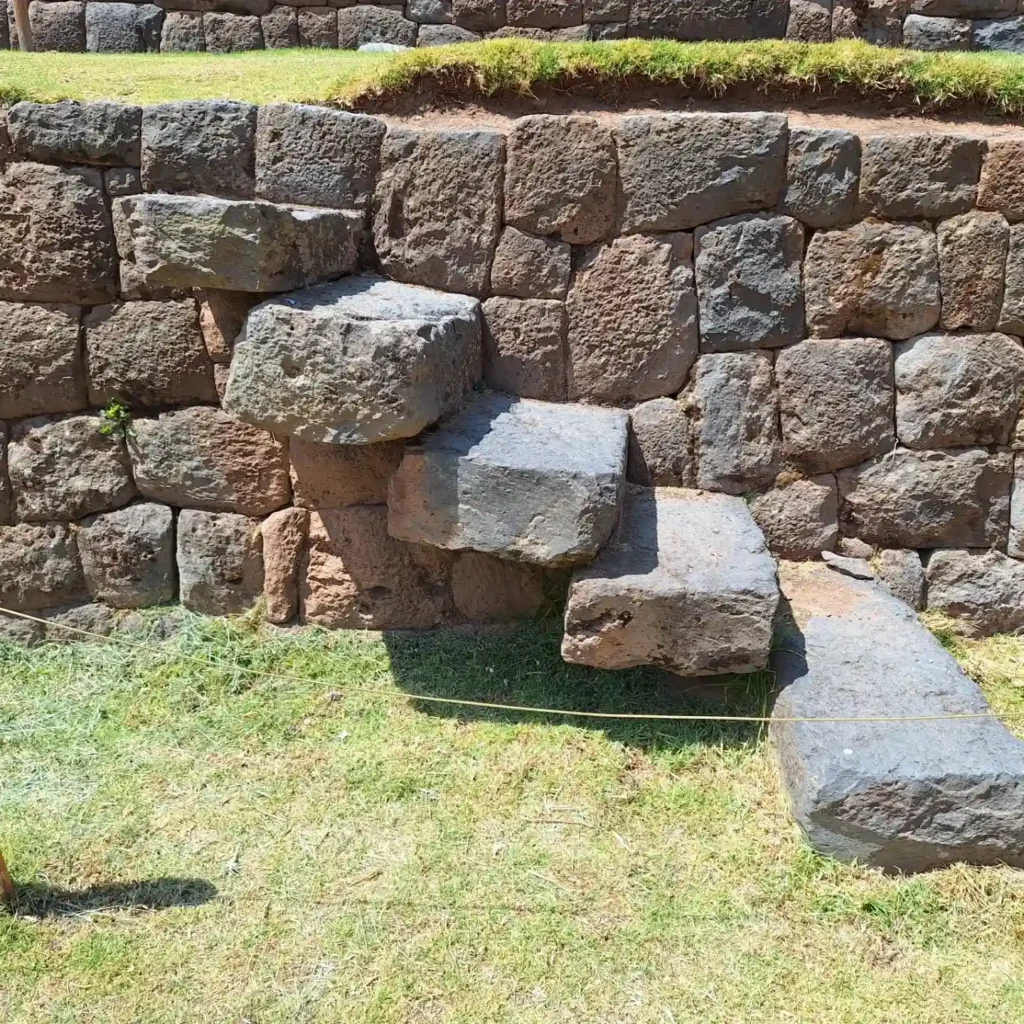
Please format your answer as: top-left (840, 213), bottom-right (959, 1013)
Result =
top-left (2, 98), bottom-right (1024, 643)
top-left (2, 0), bottom-right (1023, 53)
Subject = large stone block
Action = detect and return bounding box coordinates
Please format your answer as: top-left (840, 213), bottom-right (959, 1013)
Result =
top-left (937, 211), bottom-right (1009, 332)
top-left (7, 101), bottom-right (141, 166)
top-left (894, 332), bottom-right (1024, 449)
top-left (261, 506), bottom-right (308, 624)
top-left (373, 129), bottom-right (503, 297)
top-left (78, 502), bottom-right (175, 608)
top-left (837, 448), bottom-right (1011, 548)
top-left (566, 233), bottom-right (698, 404)
top-left (297, 6), bottom-right (336, 45)
top-left (338, 4), bottom-right (417, 46)
top-left (1000, 223), bottom-right (1024, 336)
top-left (785, 0), bottom-right (832, 40)
top-left (160, 10), bottom-right (205, 49)
top-left (926, 549), bottom-right (1024, 635)
top-left (8, 415), bottom-right (136, 522)
top-left (451, 551), bottom-right (543, 622)
top-left (255, 104), bottom-right (386, 209)
top-left (302, 505), bottom-right (451, 629)
top-left (562, 487), bottom-right (779, 676)
top-left (482, 297), bottom-right (566, 401)
top-left (0, 302), bottom-right (86, 419)
top-left (28, 0), bottom-right (85, 51)
top-left (225, 275), bottom-right (481, 444)
top-left (804, 221), bottom-right (940, 340)
top-left (749, 475), bottom-right (838, 559)
top-left (684, 352), bottom-right (780, 495)
top-left (417, 22), bottom-right (479, 42)
top-left (0, 523), bottom-right (87, 611)
top-left (694, 214), bottom-right (804, 352)
top-left (902, 13), bottom-right (972, 48)
top-left (130, 406), bottom-right (290, 516)
top-left (451, 0), bottom-right (505, 30)
top-left (86, 2), bottom-right (163, 52)
top-left (627, 397), bottom-right (693, 487)
top-left (203, 12), bottom-right (264, 50)
top-left (118, 194), bottom-right (360, 293)
top-left (85, 299), bottom-right (217, 409)
top-left (911, 0), bottom-right (1014, 14)
top-left (615, 114), bottom-right (787, 232)
top-left (782, 127), bottom-right (860, 228)
top-left (177, 509), bottom-right (263, 615)
top-left (877, 548), bottom-right (925, 610)
top-left (0, 163), bottom-right (117, 305)
top-left (508, 0), bottom-right (582, 24)
top-left (776, 339), bottom-right (895, 473)
top-left (628, 0), bottom-right (788, 38)
top-left (584, 0), bottom-right (628, 19)
top-left (1011, 452), bottom-right (1024, 559)
top-left (978, 139), bottom-right (1024, 223)
top-left (141, 100), bottom-right (256, 198)
top-left (0, 424), bottom-right (9, 527)
top-left (408, 0), bottom-right (453, 23)
top-left (490, 227), bottom-right (570, 300)
top-left (289, 437), bottom-right (404, 509)
top-left (388, 392), bottom-right (628, 567)
top-left (973, 16), bottom-right (1024, 53)
top-left (261, 4), bottom-right (297, 45)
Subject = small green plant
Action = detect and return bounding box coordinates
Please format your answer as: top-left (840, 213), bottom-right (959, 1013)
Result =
top-left (98, 400), bottom-right (134, 439)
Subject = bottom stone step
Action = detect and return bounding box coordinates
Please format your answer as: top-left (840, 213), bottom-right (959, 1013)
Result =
top-left (772, 561), bottom-right (1024, 874)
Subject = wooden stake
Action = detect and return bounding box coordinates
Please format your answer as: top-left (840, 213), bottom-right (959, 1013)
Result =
top-left (0, 848), bottom-right (14, 907)
top-left (11, 0), bottom-right (33, 52)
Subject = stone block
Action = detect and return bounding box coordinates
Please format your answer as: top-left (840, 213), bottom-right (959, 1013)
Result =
top-left (451, 551), bottom-right (544, 621)
top-left (973, 16), bottom-right (1024, 53)
top-left (338, 4), bottom-right (417, 45)
top-left (78, 502), bottom-right (175, 608)
top-left (628, 0), bottom-right (788, 39)
top-left (388, 392), bottom-right (628, 567)
top-left (694, 213), bottom-right (804, 352)
top-left (0, 162), bottom-right (117, 305)
top-left (490, 227), bottom-right (570, 300)
top-left (627, 397), bottom-right (693, 487)
top-left (877, 548), bottom-right (925, 609)
top-left (0, 523), bottom-right (86, 611)
top-left (776, 339), bottom-right (895, 474)
top-left (507, 0), bottom-right (581, 24)
top-left (684, 352), bottom-right (780, 495)
top-left (1010, 452), bottom-right (1024, 558)
top-left (255, 104), bottom-right (386, 209)
top-left (261, 4), bottom-right (297, 45)
top-left (41, 602), bottom-right (118, 642)
top-left (566, 233), bottom-right (698, 405)
top-left (482, 297), bottom-right (566, 401)
top-left (28, 0), bottom-right (85, 51)
top-left (0, 424), bottom-right (9, 527)
top-left (937, 211), bottom-right (1009, 331)
top-left (785, 0), bottom-right (832, 40)
top-left (590, 20), bottom-right (626, 37)
top-left (289, 438), bottom-right (404, 509)
top-left (160, 9), bottom-right (205, 49)
top-left (407, 0), bottom-right (452, 22)
top-left (999, 223), bottom-right (1024, 336)
top-left (0, 302), bottom-right (86, 419)
top-left (130, 406), bottom-right (291, 516)
top-left (7, 100), bottom-right (141, 166)
top-left (197, 289), bottom-right (256, 364)
top-left (804, 221), bottom-right (940, 340)
top-left (749, 475), bottom-right (838, 559)
top-left (225, 275), bottom-right (481, 443)
top-left (562, 487), bottom-right (779, 676)
top-left (911, 0), bottom-right (1014, 14)
top-left (8, 415), bottom-right (136, 522)
top-left (203, 11), bottom-right (263, 50)
top-left (105, 166), bottom-right (141, 197)
top-left (783, 127), bottom-right (860, 228)
top-left (902, 13), bottom-right (972, 48)
top-left (86, 2), bottom-right (163, 51)
top-left (583, 0), bottom-right (628, 19)
top-left (837, 448), bottom-right (1011, 548)
top-left (261, 506), bottom-right (309, 624)
top-left (978, 139), bottom-right (1024, 222)
top-left (141, 100), bottom-right (256, 198)
top-left (295, 5), bottom-right (335, 44)
top-left (373, 128), bottom-right (503, 296)
top-left (927, 549), bottom-right (1024, 635)
top-left (894, 332), bottom-right (1024, 449)
top-left (416, 22), bottom-right (478, 41)
top-left (177, 509), bottom-right (263, 615)
top-left (451, 0), bottom-right (505, 30)
top-left (615, 113), bottom-right (787, 232)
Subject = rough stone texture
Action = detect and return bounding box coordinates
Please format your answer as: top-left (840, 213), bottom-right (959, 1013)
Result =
top-left (130, 406), bottom-right (290, 516)
top-left (297, 6), bottom-right (336, 45)
top-left (821, 549), bottom-right (874, 580)
top-left (261, 506), bottom-right (309, 624)
top-left (203, 12), bottom-right (263, 51)
top-left (408, 0), bottom-right (453, 21)
top-left (197, 289), bottom-right (256, 365)
top-left (388, 392), bottom-right (628, 567)
top-left (261, 4), bottom-right (297, 45)
top-left (776, 339), bottom-right (895, 473)
top-left (566, 233), bottom-right (698, 404)
top-left (0, 523), bottom-right (87, 611)
top-left (877, 548), bottom-right (925, 609)
top-left (302, 505), bottom-right (451, 629)
top-left (772, 560), bottom-right (1024, 874)
top-left (584, 0), bottom-right (629, 19)
top-left (28, 0), bottom-right (85, 51)
top-left (119, 194), bottom-right (360, 293)
top-left (373, 129), bottom-right (503, 297)
top-left (507, 0), bottom-right (582, 25)
top-left (783, 127), bottom-right (860, 228)
top-left (177, 509), bottom-right (263, 616)
top-left (141, 101), bottom-right (256, 198)
top-left (451, 551), bottom-right (544, 621)
top-left (786, 0), bottom-right (832, 40)
top-left (417, 22), bottom-right (478, 41)
top-left (627, 397), bottom-right (693, 487)
top-left (804, 221), bottom-right (940, 340)
top-left (684, 352), bottom-right (780, 495)
top-left (490, 227), bottom-right (570, 300)
top-left (1011, 451), bottom-right (1024, 559)
top-left (927, 549), bottom-right (1024, 635)
top-left (160, 10), bottom-right (205, 49)
top-left (85, 300), bottom-right (217, 408)
top-left (902, 13), bottom-right (972, 48)
top-left (104, 166), bottom-right (140, 197)
top-left (452, 0), bottom-right (505, 30)
top-left (289, 437), bottom-right (404, 509)
top-left (694, 214), bottom-right (804, 352)
top-left (0, 423), bottom-right (9, 527)
top-left (973, 16), bottom-right (1024, 53)
top-left (978, 139), bottom-right (1024, 223)
top-left (255, 104), bottom-right (386, 209)
top-left (7, 101), bottom-right (141, 166)
top-left (504, 115), bottom-right (616, 245)
top-left (562, 487), bottom-right (779, 676)
top-left (77, 502), bottom-right (175, 608)
top-left (629, 0), bottom-right (788, 39)
top-left (338, 5), bottom-right (417, 46)
top-left (911, 0), bottom-right (1014, 14)
top-left (1000, 224), bottom-right (1024, 336)
top-left (41, 601), bottom-right (117, 641)
top-left (86, 2), bottom-right (163, 52)
top-left (937, 211), bottom-right (1009, 331)
top-left (750, 475), bottom-right (838, 559)
top-left (0, 302), bottom-right (87, 419)
top-left (482, 297), bottom-right (567, 401)
top-left (615, 113), bottom-right (787, 232)
top-left (894, 332), bottom-right (1024, 449)
top-left (8, 415), bottom-right (135, 522)
top-left (837, 448), bottom-right (1011, 548)
top-left (0, 162), bottom-right (117, 305)
top-left (225, 275), bottom-right (481, 444)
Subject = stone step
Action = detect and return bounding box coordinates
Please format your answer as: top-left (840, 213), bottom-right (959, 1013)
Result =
top-left (561, 487), bottom-right (780, 676)
top-left (772, 561), bottom-right (1024, 874)
top-left (387, 391), bottom-right (629, 567)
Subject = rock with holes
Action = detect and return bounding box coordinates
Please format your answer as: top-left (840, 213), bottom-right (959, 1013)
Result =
top-left (902, 13), bottom-right (972, 49)
top-left (783, 127), bottom-right (860, 228)
top-left (926, 548), bottom-right (1024, 635)
top-left (749, 475), bottom-right (838, 559)
top-left (877, 548), bottom-right (925, 610)
top-left (7, 100), bottom-right (141, 165)
top-left (482, 297), bottom-right (567, 401)
top-left (937, 211), bottom-right (1009, 332)
top-left (338, 5), bottom-right (418, 46)
top-left (177, 509), bottom-right (263, 616)
top-left (28, 0), bottom-right (85, 51)
top-left (628, 0), bottom-right (788, 39)
top-left (0, 522), bottom-right (87, 612)
top-left (490, 227), bottom-right (571, 300)
top-left (978, 139), bottom-right (1024, 223)
top-left (86, 2), bottom-right (163, 52)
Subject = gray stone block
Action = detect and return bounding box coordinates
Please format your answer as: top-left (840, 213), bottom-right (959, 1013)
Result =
top-left (261, 4), bottom-right (297, 46)
top-left (490, 227), bottom-right (570, 300)
top-left (203, 11), bottom-right (263, 50)
top-left (28, 0), bottom-right (85, 51)
top-left (86, 2), bottom-right (163, 51)
top-left (877, 548), bottom-right (925, 609)
top-left (590, 19), bottom-right (626, 37)
top-left (584, 0), bottom-right (628, 20)
top-left (938, 211), bottom-right (1009, 332)
top-left (629, 0), bottom-right (788, 39)
top-left (482, 296), bottom-right (566, 401)
top-left (0, 523), bottom-right (86, 612)
top-left (507, 0), bottom-right (581, 25)
top-left (912, 0), bottom-right (1014, 14)
top-left (974, 15), bottom-right (1024, 52)
top-left (387, 392), bottom-right (628, 567)
top-left (338, 4), bottom-right (417, 45)
top-left (978, 139), bottom-right (1024, 223)
top-left (783, 127), bottom-right (860, 229)
top-left (1010, 452), bottom-right (1024, 559)
top-left (177, 509), bottom-right (263, 616)
top-left (926, 549), bottom-right (1024, 635)
top-left (160, 9), bottom-right (204, 49)
top-left (289, 437), bottom-right (404, 510)
top-left (999, 223), bottom-right (1024, 335)
top-left (902, 13), bottom-right (972, 48)
top-left (7, 100), bottom-right (141, 166)
top-left (407, 0), bottom-right (453, 22)
top-left (785, 0), bottom-right (832, 40)
top-left (452, 0), bottom-right (505, 30)
top-left (627, 397), bottom-right (693, 487)
top-left (416, 22), bottom-right (478, 41)
top-left (750, 475), bottom-right (838, 559)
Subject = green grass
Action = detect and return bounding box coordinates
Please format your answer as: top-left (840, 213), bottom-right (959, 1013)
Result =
top-left (2, 612), bottom-right (1024, 1022)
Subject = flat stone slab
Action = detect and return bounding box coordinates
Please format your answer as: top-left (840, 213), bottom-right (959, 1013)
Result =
top-left (561, 487), bottom-right (779, 677)
top-left (224, 275), bottom-right (481, 444)
top-left (772, 561), bottom-right (1024, 874)
top-left (387, 392), bottom-right (628, 567)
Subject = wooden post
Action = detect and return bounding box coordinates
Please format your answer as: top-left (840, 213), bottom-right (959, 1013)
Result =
top-left (11, 0), bottom-right (33, 52)
top-left (0, 848), bottom-right (14, 907)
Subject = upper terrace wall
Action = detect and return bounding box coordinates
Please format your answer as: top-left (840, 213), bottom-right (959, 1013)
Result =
top-left (2, 0), bottom-right (1023, 54)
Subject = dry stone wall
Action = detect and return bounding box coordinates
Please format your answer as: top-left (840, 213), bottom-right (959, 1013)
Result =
top-left (2, 0), bottom-right (1023, 52)
top-left (2, 98), bottom-right (1024, 643)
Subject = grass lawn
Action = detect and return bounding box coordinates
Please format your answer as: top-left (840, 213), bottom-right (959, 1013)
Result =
top-left (2, 613), bottom-right (1024, 1022)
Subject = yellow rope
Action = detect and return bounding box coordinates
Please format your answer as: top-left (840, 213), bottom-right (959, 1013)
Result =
top-left (1, 604), bottom-right (1021, 726)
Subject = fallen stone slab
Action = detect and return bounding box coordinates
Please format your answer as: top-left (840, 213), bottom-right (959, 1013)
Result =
top-left (772, 561), bottom-right (1024, 873)
top-left (562, 487), bottom-right (779, 676)
top-left (387, 392), bottom-right (628, 567)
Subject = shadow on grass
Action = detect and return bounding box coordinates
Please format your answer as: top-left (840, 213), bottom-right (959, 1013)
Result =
top-left (5, 877), bottom-right (218, 918)
top-left (382, 619), bottom-right (775, 752)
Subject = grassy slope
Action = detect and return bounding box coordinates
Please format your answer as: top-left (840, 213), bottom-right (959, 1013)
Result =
top-left (2, 614), bottom-right (1024, 1023)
